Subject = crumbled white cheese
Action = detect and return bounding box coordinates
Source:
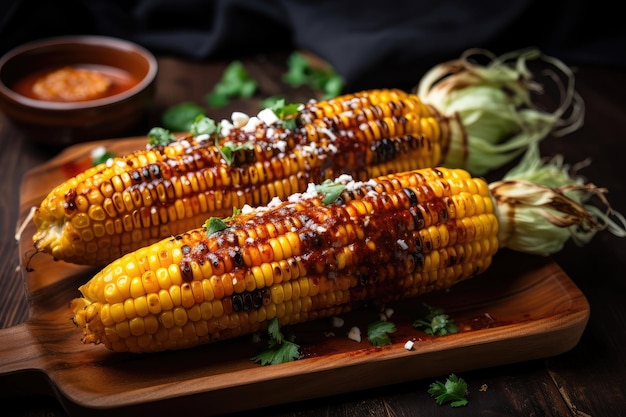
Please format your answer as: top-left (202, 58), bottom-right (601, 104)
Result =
top-left (195, 133), bottom-right (211, 142)
top-left (397, 239), bottom-right (408, 250)
top-left (379, 313), bottom-right (388, 322)
top-left (384, 307), bottom-right (394, 319)
top-left (267, 197), bottom-right (283, 208)
top-left (257, 107), bottom-right (280, 126)
top-left (288, 183), bottom-right (319, 202)
top-left (243, 116), bottom-right (261, 133)
top-left (334, 174), bottom-right (355, 184)
top-left (404, 340), bottom-right (415, 351)
top-left (241, 204), bottom-right (254, 215)
top-left (90, 145), bottom-right (107, 160)
top-left (318, 126), bottom-right (337, 141)
top-left (220, 119), bottom-right (233, 136)
top-left (273, 139), bottom-right (287, 153)
top-left (347, 326), bottom-right (362, 342)
top-left (299, 142), bottom-right (318, 157)
top-left (331, 316), bottom-right (345, 328)
top-left (231, 111), bottom-right (249, 128)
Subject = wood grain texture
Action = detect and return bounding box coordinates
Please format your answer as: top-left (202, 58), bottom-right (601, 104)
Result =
top-left (0, 137), bottom-right (589, 416)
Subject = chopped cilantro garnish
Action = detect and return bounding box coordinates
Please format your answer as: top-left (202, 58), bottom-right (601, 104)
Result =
top-left (204, 217), bottom-right (228, 235)
top-left (283, 51), bottom-right (343, 99)
top-left (367, 320), bottom-right (396, 346)
top-left (190, 115), bottom-right (218, 136)
top-left (315, 179), bottom-right (346, 205)
top-left (269, 98), bottom-right (301, 130)
top-left (217, 140), bottom-right (254, 166)
top-left (206, 60), bottom-right (258, 108)
top-left (204, 207), bottom-right (241, 235)
top-left (413, 303), bottom-right (459, 336)
top-left (428, 374), bottom-right (469, 407)
top-left (147, 127), bottom-right (176, 147)
top-left (252, 318), bottom-right (301, 366)
top-left (162, 102), bottom-right (205, 132)
top-left (260, 95), bottom-right (283, 110)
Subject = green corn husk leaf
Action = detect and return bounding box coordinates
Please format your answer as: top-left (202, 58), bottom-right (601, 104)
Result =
top-left (489, 145), bottom-right (626, 255)
top-left (417, 48), bottom-right (584, 175)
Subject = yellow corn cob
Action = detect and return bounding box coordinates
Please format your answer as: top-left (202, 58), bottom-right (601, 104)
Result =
top-left (70, 167), bottom-right (499, 353)
top-left (33, 89), bottom-right (456, 265)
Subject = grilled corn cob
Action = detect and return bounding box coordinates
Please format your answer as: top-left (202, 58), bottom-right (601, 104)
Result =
top-left (69, 149), bottom-right (625, 353)
top-left (70, 166), bottom-right (499, 352)
top-left (34, 49), bottom-right (582, 266)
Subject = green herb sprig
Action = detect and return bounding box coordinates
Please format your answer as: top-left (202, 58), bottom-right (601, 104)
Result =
top-left (204, 207), bottom-right (241, 235)
top-left (162, 102), bottom-right (205, 132)
top-left (428, 374), bottom-right (469, 407)
top-left (147, 127), bottom-right (176, 147)
top-left (315, 179), bottom-right (346, 205)
top-left (367, 320), bottom-right (396, 346)
top-left (269, 98), bottom-right (301, 130)
top-left (252, 317), bottom-right (301, 365)
top-left (283, 51), bottom-right (343, 99)
top-left (206, 60), bottom-right (258, 108)
top-left (413, 303), bottom-right (459, 336)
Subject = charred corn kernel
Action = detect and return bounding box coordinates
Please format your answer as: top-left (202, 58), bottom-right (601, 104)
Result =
top-left (71, 167), bottom-right (505, 353)
top-left (33, 89), bottom-right (461, 266)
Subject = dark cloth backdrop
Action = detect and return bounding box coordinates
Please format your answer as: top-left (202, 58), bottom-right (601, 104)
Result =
top-left (2, 0), bottom-right (624, 90)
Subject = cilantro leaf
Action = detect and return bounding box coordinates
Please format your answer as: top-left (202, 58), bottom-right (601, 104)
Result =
top-left (147, 127), bottom-right (176, 147)
top-left (218, 140), bottom-right (254, 166)
top-left (283, 51), bottom-right (344, 99)
top-left (204, 207), bottom-right (241, 235)
top-left (162, 102), bottom-right (205, 132)
top-left (315, 179), bottom-right (346, 205)
top-left (428, 374), bottom-right (469, 407)
top-left (260, 96), bottom-right (283, 110)
top-left (413, 303), bottom-right (459, 336)
top-left (204, 217), bottom-right (228, 235)
top-left (269, 98), bottom-right (301, 130)
top-left (190, 115), bottom-right (218, 136)
top-left (206, 61), bottom-right (258, 108)
top-left (367, 320), bottom-right (396, 346)
top-left (282, 52), bottom-right (310, 87)
top-left (252, 318), bottom-right (301, 366)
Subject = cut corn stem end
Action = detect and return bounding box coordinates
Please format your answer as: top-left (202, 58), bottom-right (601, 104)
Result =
top-left (490, 145), bottom-right (626, 255)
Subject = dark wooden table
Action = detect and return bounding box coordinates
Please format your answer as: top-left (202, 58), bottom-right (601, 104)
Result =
top-left (1, 53), bottom-right (625, 417)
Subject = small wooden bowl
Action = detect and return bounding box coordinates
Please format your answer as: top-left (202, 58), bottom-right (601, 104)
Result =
top-left (0, 35), bottom-right (158, 148)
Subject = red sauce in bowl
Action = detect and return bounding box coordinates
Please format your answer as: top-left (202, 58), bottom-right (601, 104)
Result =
top-left (11, 64), bottom-right (139, 102)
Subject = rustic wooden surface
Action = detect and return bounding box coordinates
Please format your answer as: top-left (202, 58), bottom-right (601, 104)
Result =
top-left (1, 53), bottom-right (625, 417)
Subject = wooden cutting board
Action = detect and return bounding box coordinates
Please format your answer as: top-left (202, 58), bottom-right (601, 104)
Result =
top-left (1, 137), bottom-right (590, 416)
